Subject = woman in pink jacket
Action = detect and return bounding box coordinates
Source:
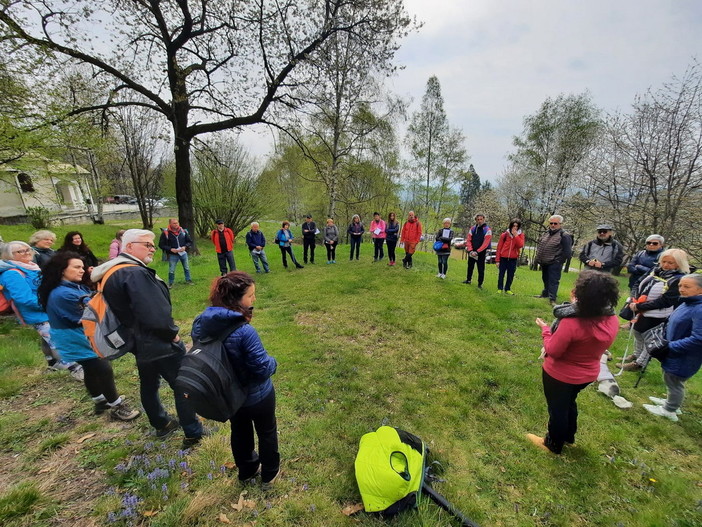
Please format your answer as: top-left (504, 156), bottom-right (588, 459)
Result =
top-left (528, 271), bottom-right (619, 454)
top-left (369, 212), bottom-right (387, 262)
top-left (495, 219), bottom-right (525, 294)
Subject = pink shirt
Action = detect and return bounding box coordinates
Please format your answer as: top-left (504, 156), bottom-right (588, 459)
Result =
top-left (541, 315), bottom-right (619, 384)
top-left (369, 219), bottom-right (387, 239)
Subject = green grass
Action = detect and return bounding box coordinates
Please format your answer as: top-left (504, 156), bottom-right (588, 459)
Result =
top-left (0, 219), bottom-right (701, 526)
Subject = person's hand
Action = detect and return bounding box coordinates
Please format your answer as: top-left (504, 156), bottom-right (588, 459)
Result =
top-left (511, 226), bottom-right (518, 235)
top-left (630, 302), bottom-right (638, 312)
top-left (535, 317), bottom-right (548, 328)
top-left (173, 335), bottom-right (181, 343)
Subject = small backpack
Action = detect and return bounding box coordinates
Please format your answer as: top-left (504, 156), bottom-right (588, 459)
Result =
top-left (81, 264), bottom-right (136, 360)
top-left (176, 318), bottom-right (249, 422)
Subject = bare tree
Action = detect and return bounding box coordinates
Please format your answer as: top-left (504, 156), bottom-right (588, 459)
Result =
top-left (0, 0), bottom-right (413, 248)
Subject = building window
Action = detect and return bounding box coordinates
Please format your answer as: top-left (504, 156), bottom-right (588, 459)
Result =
top-left (17, 173), bottom-right (35, 193)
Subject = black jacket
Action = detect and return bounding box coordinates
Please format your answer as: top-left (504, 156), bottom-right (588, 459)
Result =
top-left (95, 254), bottom-right (180, 364)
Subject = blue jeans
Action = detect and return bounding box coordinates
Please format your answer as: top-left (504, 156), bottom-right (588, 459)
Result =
top-left (250, 249), bottom-right (270, 273)
top-left (136, 348), bottom-right (203, 438)
top-left (498, 258), bottom-right (518, 291)
top-left (349, 237), bottom-right (361, 259)
top-left (168, 251), bottom-right (191, 285)
top-left (540, 262), bottom-right (563, 301)
top-left (217, 250), bottom-right (236, 274)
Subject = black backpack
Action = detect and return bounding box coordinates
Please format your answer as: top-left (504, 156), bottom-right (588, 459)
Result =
top-left (176, 319), bottom-right (248, 422)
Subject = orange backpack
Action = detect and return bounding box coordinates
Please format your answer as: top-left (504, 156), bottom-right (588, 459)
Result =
top-left (81, 264), bottom-right (136, 359)
top-left (0, 269), bottom-right (26, 322)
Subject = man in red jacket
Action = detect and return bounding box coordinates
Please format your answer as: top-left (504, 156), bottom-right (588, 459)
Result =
top-left (211, 220), bottom-right (236, 276)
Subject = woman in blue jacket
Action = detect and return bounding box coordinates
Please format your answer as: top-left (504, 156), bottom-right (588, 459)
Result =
top-left (275, 221), bottom-right (303, 270)
top-left (0, 241), bottom-right (82, 380)
top-left (191, 271), bottom-right (280, 486)
top-left (643, 274), bottom-right (702, 421)
top-left (385, 212), bottom-right (400, 266)
top-left (37, 252), bottom-right (140, 421)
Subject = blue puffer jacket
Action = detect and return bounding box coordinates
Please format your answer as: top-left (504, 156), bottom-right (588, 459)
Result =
top-left (0, 261), bottom-right (47, 324)
top-left (191, 307), bottom-right (277, 407)
top-left (664, 295), bottom-right (702, 379)
top-left (46, 281), bottom-right (96, 362)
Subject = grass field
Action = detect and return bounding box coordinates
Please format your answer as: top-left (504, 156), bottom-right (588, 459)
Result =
top-left (0, 220), bottom-right (700, 526)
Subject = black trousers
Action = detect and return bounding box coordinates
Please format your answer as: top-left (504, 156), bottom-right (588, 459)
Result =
top-left (279, 245), bottom-right (301, 268)
top-left (325, 242), bottom-right (337, 261)
top-left (230, 389), bottom-right (280, 482)
top-left (77, 357), bottom-right (119, 403)
top-left (349, 237), bottom-right (361, 259)
top-left (466, 250), bottom-right (487, 284)
top-left (542, 369), bottom-right (591, 453)
top-left (303, 238), bottom-right (316, 263)
top-left (386, 240), bottom-right (397, 262)
top-left (373, 238), bottom-right (385, 260)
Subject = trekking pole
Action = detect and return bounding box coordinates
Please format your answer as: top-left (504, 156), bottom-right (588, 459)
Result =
top-left (422, 482), bottom-right (481, 527)
top-left (633, 355), bottom-right (651, 389)
top-left (614, 324), bottom-right (634, 377)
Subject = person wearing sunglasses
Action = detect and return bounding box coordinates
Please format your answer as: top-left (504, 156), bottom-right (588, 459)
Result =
top-left (534, 215), bottom-right (573, 305)
top-left (578, 224), bottom-right (624, 274)
top-left (626, 234), bottom-right (665, 295)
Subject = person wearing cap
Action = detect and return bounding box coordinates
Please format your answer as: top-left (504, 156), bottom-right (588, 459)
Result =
top-left (578, 224), bottom-right (624, 274)
top-left (211, 220), bottom-right (236, 276)
top-left (627, 235), bottom-right (665, 294)
top-left (301, 215), bottom-right (317, 265)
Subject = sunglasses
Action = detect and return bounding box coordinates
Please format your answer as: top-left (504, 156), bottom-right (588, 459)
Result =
top-left (549, 222), bottom-right (560, 225)
top-left (646, 241), bottom-right (659, 246)
top-left (597, 230), bottom-right (611, 234)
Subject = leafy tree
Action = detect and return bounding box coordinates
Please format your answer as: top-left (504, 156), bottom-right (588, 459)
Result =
top-left (0, 0), bottom-right (412, 247)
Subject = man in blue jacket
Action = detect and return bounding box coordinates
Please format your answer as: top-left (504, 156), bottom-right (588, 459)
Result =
top-left (158, 218), bottom-right (193, 288)
top-left (245, 222), bottom-right (270, 273)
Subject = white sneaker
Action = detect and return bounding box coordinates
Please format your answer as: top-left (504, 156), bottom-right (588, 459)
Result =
top-left (69, 364), bottom-right (84, 382)
top-left (643, 403), bottom-right (679, 422)
top-left (440, 274), bottom-right (446, 279)
top-left (648, 396), bottom-right (682, 414)
top-left (436, 273), bottom-right (442, 278)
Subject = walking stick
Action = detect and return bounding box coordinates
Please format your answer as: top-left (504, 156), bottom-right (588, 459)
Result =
top-left (614, 324), bottom-right (635, 377)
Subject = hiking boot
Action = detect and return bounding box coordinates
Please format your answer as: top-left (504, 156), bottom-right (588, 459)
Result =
top-left (624, 354), bottom-right (637, 361)
top-left (110, 401), bottom-right (140, 421)
top-left (155, 418), bottom-right (180, 439)
top-left (262, 468), bottom-right (281, 490)
top-left (621, 362), bottom-right (642, 371)
top-left (182, 427), bottom-right (212, 449)
top-left (94, 400), bottom-right (110, 415)
top-left (643, 404), bottom-right (679, 422)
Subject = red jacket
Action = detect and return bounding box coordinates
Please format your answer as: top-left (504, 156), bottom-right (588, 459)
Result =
top-left (541, 316), bottom-right (619, 384)
top-left (400, 219), bottom-right (423, 244)
top-left (211, 228), bottom-right (235, 253)
top-left (495, 230), bottom-right (525, 262)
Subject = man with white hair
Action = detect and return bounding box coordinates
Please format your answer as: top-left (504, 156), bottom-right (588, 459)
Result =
top-left (534, 215), bottom-right (573, 305)
top-left (91, 229), bottom-right (204, 448)
top-left (245, 222), bottom-right (270, 273)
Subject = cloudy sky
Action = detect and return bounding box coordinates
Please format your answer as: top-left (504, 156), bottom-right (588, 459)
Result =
top-left (243, 1), bottom-right (702, 184)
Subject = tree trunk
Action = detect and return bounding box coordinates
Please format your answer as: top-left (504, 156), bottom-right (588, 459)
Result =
top-left (173, 130), bottom-right (198, 253)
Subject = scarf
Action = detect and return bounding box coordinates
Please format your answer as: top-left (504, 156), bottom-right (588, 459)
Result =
top-left (9, 260), bottom-right (41, 272)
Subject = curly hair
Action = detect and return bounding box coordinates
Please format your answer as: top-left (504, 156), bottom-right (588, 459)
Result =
top-left (37, 251), bottom-right (83, 309)
top-left (209, 271), bottom-right (255, 317)
top-left (574, 270), bottom-right (619, 317)
top-left (60, 231), bottom-right (92, 255)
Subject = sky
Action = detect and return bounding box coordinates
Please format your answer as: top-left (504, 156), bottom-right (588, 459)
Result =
top-left (241, 0), bottom-right (702, 183)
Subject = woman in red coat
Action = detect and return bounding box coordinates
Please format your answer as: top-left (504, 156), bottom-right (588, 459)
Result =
top-left (400, 211), bottom-right (422, 269)
top-left (495, 219), bottom-right (525, 294)
top-left (528, 271), bottom-right (620, 454)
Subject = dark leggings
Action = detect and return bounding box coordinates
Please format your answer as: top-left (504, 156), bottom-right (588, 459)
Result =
top-left (386, 240), bottom-right (397, 262)
top-left (230, 389), bottom-right (280, 482)
top-left (373, 238), bottom-right (385, 259)
top-left (325, 242), bottom-right (337, 261)
top-left (542, 369), bottom-right (590, 453)
top-left (76, 357), bottom-right (119, 403)
top-left (349, 237), bottom-right (361, 259)
top-left (437, 254), bottom-right (449, 274)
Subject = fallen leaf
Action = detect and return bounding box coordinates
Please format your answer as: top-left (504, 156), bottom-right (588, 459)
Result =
top-left (143, 510), bottom-right (158, 517)
top-left (243, 499), bottom-right (256, 509)
top-left (223, 461), bottom-right (236, 469)
top-left (342, 503), bottom-right (364, 516)
top-left (219, 513), bottom-right (231, 523)
top-left (38, 467), bottom-right (52, 474)
top-left (76, 433), bottom-right (96, 444)
top-left (500, 466), bottom-right (506, 473)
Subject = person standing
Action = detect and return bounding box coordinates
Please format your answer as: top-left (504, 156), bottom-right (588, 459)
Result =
top-left (534, 215), bottom-right (573, 305)
top-left (495, 219), bottom-right (525, 294)
top-left (434, 218), bottom-right (454, 279)
top-left (211, 220), bottom-right (236, 276)
top-left (400, 211), bottom-right (422, 269)
top-left (159, 218), bottom-right (193, 287)
top-left (347, 215), bottom-right (364, 261)
top-left (109, 230), bottom-right (126, 260)
top-left (529, 271), bottom-right (620, 454)
top-left (275, 221), bottom-right (304, 270)
top-left (92, 229), bottom-right (204, 448)
top-left (301, 215), bottom-right (317, 265)
top-left (29, 230), bottom-right (57, 269)
top-left (369, 212), bottom-right (386, 262)
top-left (463, 214), bottom-right (492, 289)
top-left (627, 235), bottom-right (664, 294)
top-left (191, 272), bottom-right (280, 486)
top-left (323, 218), bottom-right (339, 264)
top-left (245, 222), bottom-right (270, 273)
top-left (385, 212), bottom-right (400, 266)
top-left (578, 224), bottom-right (624, 274)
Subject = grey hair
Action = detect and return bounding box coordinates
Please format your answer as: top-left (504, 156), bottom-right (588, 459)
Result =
top-left (122, 229), bottom-right (155, 247)
top-left (681, 273), bottom-right (702, 288)
top-left (352, 214), bottom-right (361, 221)
top-left (659, 248), bottom-right (690, 274)
top-left (646, 234), bottom-right (665, 245)
top-left (549, 214), bottom-right (564, 223)
top-left (2, 241), bottom-right (31, 260)
top-left (443, 217), bottom-right (452, 223)
top-left (250, 222), bottom-right (259, 228)
top-left (29, 230), bottom-right (56, 246)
